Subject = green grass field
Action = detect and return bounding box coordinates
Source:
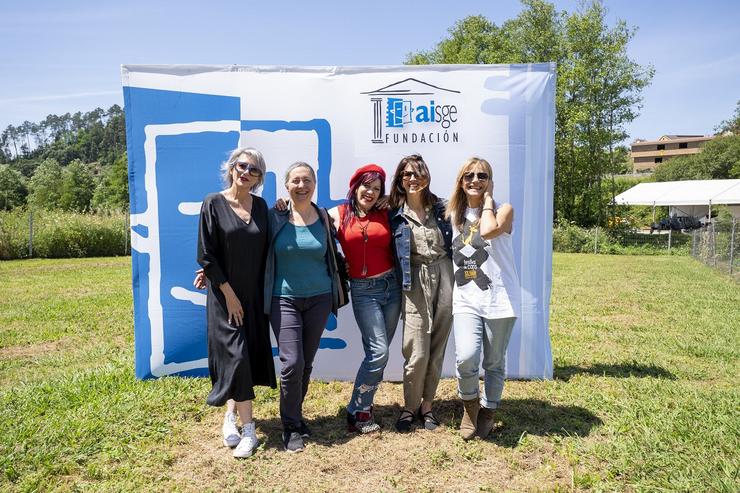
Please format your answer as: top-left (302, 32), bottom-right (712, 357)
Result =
top-left (1, 254), bottom-right (738, 492)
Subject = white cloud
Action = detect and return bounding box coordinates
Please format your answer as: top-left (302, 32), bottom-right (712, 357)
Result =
top-left (0, 90), bottom-right (121, 105)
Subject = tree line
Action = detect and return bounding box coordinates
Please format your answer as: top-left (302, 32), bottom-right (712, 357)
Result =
top-left (406, 0), bottom-right (738, 225)
top-left (2, 0), bottom-right (737, 225)
top-left (0, 105), bottom-right (128, 212)
top-left (407, 0), bottom-right (654, 226)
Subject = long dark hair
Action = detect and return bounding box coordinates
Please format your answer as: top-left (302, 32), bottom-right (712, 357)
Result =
top-left (389, 154), bottom-right (438, 209)
top-left (342, 171), bottom-right (386, 230)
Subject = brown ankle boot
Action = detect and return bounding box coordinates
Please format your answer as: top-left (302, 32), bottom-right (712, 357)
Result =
top-left (477, 406), bottom-right (495, 438)
top-left (460, 398), bottom-right (480, 440)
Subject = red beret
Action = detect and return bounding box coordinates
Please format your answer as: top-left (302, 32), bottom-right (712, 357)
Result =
top-left (349, 164), bottom-right (386, 188)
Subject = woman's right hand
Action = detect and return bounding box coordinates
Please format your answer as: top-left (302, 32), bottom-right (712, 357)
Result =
top-left (193, 269), bottom-right (206, 290)
top-left (223, 289), bottom-right (244, 326)
top-left (274, 198), bottom-right (288, 211)
top-left (375, 196), bottom-right (390, 210)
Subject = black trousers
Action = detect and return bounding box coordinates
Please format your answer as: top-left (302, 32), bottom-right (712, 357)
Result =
top-left (269, 293), bottom-right (332, 429)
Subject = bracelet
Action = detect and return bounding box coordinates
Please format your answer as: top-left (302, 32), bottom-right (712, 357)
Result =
top-left (482, 208), bottom-right (495, 212)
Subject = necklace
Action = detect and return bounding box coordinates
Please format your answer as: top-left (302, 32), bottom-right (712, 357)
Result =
top-left (355, 215), bottom-right (370, 276)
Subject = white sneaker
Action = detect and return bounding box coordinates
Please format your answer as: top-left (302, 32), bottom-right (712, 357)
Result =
top-left (233, 422), bottom-right (259, 458)
top-left (222, 411), bottom-right (241, 448)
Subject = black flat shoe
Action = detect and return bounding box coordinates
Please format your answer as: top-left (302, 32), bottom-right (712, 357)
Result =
top-left (395, 409), bottom-right (415, 433)
top-left (418, 407), bottom-right (440, 431)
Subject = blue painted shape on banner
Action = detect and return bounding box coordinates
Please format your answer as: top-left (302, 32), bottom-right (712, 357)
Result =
top-left (156, 131), bottom-right (240, 368)
top-left (325, 313), bottom-right (337, 331)
top-left (131, 224), bottom-right (148, 238)
top-left (318, 313), bottom-right (346, 349)
top-left (131, 250), bottom-right (151, 378)
top-left (241, 120), bottom-right (343, 209)
top-left (124, 87), bottom-right (241, 379)
top-left (319, 338), bottom-right (347, 350)
top-left (262, 171), bottom-right (278, 209)
top-left (123, 87), bottom-right (241, 215)
top-left (125, 94), bottom-right (346, 377)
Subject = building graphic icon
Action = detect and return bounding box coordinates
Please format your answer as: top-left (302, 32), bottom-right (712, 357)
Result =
top-left (362, 78), bottom-right (461, 143)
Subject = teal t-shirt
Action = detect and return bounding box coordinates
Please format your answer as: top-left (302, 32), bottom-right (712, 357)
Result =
top-left (273, 220), bottom-right (332, 297)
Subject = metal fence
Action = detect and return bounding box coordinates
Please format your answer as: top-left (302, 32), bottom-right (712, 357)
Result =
top-left (690, 218), bottom-right (739, 281)
top-left (555, 222), bottom-right (729, 262)
top-left (593, 227), bottom-right (693, 254)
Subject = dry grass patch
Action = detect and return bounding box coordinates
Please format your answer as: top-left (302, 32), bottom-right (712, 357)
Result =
top-left (0, 340), bottom-right (64, 360)
top-left (168, 380), bottom-right (576, 493)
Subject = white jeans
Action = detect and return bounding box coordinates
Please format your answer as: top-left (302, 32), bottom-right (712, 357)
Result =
top-left (453, 314), bottom-right (515, 409)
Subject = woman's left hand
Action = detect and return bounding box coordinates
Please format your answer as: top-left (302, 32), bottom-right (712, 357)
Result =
top-left (274, 198), bottom-right (288, 211)
top-left (483, 182), bottom-right (494, 205)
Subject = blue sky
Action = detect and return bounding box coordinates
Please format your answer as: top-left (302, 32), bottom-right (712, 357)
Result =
top-left (0, 0), bottom-right (738, 142)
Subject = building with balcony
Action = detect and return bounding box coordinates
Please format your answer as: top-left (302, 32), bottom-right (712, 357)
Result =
top-left (631, 134), bottom-right (715, 173)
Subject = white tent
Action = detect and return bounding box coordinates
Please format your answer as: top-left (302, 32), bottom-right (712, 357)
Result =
top-left (614, 179), bottom-right (740, 218)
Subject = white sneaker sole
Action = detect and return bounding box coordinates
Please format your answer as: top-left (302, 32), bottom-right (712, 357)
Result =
top-left (233, 440), bottom-right (259, 458)
top-left (223, 436), bottom-right (241, 448)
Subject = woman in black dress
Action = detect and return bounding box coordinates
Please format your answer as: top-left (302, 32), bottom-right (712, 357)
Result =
top-left (197, 146), bottom-right (277, 459)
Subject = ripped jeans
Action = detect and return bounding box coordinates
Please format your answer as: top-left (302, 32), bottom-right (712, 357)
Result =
top-left (346, 270), bottom-right (402, 414)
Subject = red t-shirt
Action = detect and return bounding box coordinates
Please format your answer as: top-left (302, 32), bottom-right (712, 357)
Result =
top-left (336, 204), bottom-right (395, 278)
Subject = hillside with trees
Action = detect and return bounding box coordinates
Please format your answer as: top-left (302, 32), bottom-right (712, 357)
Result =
top-left (0, 105), bottom-right (127, 211)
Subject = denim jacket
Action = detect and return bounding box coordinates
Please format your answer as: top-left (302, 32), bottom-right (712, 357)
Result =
top-left (389, 198), bottom-right (452, 291)
top-left (263, 203), bottom-right (340, 315)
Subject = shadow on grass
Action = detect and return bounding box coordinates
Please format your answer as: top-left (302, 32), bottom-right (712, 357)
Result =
top-left (485, 398), bottom-right (602, 447)
top-left (254, 398), bottom-right (602, 451)
top-left (255, 403), bottom-right (410, 451)
top-left (554, 361), bottom-right (676, 381)
top-left (429, 397), bottom-right (602, 448)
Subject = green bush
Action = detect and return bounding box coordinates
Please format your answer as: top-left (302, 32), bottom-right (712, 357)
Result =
top-left (0, 210), bottom-right (30, 259)
top-left (552, 219), bottom-right (595, 253)
top-left (0, 209), bottom-right (128, 260)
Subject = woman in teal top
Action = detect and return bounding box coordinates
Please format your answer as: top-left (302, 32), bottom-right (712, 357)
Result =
top-left (264, 161), bottom-right (339, 453)
top-left (272, 219), bottom-right (332, 298)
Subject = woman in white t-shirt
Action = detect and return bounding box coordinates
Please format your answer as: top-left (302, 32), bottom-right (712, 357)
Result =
top-left (446, 157), bottom-right (520, 440)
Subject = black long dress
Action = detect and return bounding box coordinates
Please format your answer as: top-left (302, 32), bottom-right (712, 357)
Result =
top-left (197, 192), bottom-right (277, 406)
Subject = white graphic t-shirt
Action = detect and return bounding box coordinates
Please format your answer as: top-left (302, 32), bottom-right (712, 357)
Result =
top-left (452, 207), bottom-right (521, 319)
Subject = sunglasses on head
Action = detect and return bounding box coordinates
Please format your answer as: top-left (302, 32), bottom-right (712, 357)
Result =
top-left (234, 161), bottom-right (263, 177)
top-left (462, 171), bottom-right (489, 182)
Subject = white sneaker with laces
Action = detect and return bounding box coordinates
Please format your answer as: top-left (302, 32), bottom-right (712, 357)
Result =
top-left (222, 411), bottom-right (241, 448)
top-left (233, 422), bottom-right (259, 458)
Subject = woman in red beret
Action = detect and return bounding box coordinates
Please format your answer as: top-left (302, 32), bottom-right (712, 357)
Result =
top-left (324, 164), bottom-right (401, 434)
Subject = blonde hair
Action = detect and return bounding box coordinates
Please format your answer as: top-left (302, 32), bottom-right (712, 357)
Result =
top-left (446, 157), bottom-right (494, 230)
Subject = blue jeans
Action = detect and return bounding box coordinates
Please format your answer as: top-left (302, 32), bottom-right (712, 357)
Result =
top-left (347, 270), bottom-right (402, 414)
top-left (453, 314), bottom-right (515, 409)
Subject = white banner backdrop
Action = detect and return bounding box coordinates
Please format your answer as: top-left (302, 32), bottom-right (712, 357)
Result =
top-left (122, 64), bottom-right (555, 380)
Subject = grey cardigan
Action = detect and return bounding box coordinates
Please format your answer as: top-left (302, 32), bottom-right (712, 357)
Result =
top-left (262, 203), bottom-right (340, 315)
